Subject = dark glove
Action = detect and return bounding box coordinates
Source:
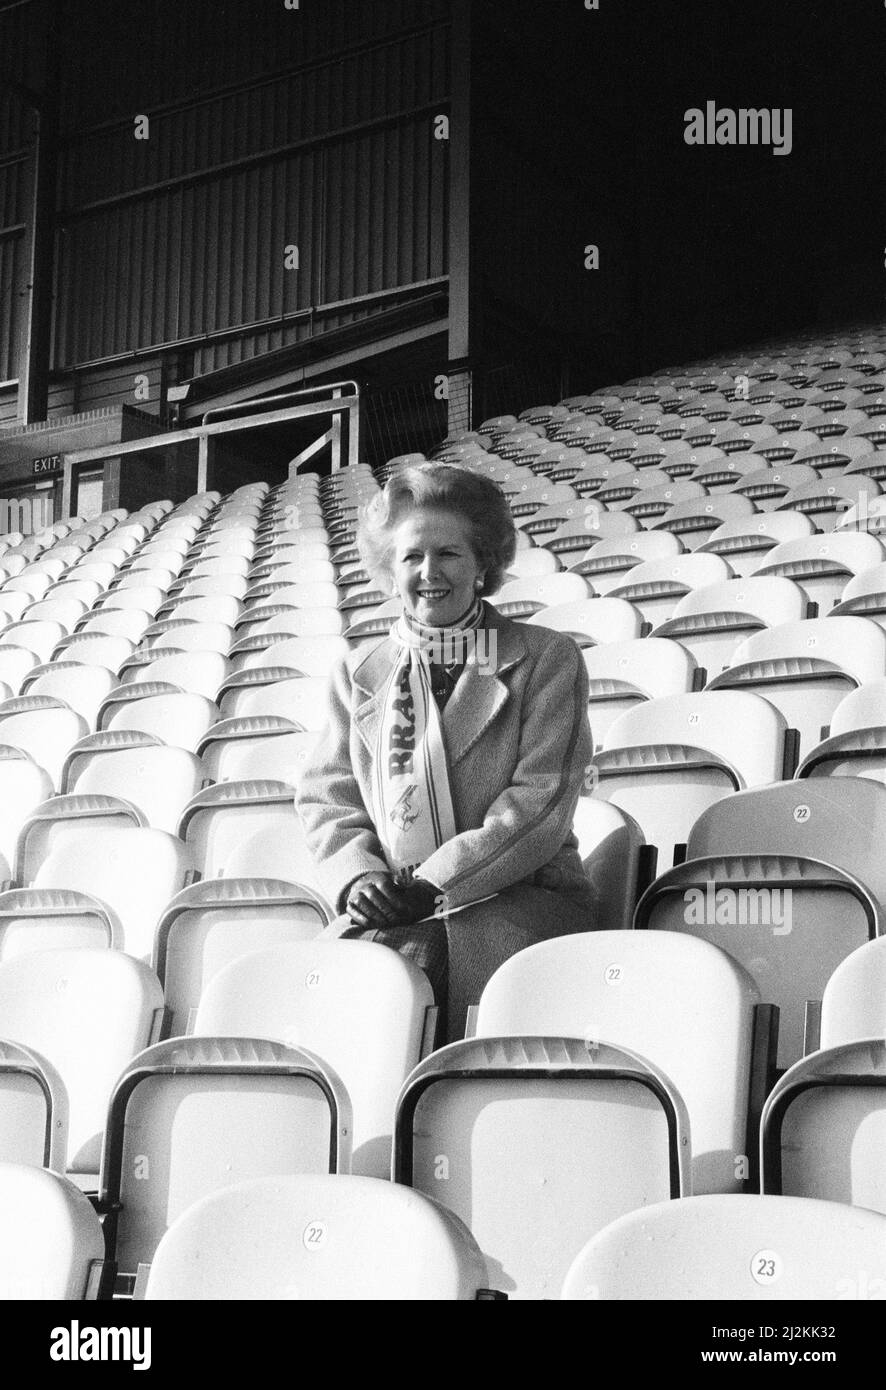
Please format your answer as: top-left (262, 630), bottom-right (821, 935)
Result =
top-left (345, 871), bottom-right (404, 929)
top-left (345, 872), bottom-right (442, 930)
top-left (388, 876), bottom-right (441, 926)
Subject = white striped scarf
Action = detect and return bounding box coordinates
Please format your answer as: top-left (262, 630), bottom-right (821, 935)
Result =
top-left (371, 599), bottom-right (483, 877)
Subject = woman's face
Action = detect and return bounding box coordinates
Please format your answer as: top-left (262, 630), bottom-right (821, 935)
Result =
top-left (392, 507), bottom-right (484, 626)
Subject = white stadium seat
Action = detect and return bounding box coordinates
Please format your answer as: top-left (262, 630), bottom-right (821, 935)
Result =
top-left (0, 1163), bottom-right (108, 1300)
top-left (561, 1195), bottom-right (886, 1300)
top-left (0, 948), bottom-right (163, 1174)
top-left (194, 940), bottom-right (434, 1178)
top-left (143, 1174), bottom-right (490, 1301)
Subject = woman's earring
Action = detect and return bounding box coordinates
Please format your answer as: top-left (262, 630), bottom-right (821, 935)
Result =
top-left (474, 576), bottom-right (484, 593)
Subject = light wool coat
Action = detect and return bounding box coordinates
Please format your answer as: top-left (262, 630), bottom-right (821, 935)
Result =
top-left (295, 603), bottom-right (595, 916)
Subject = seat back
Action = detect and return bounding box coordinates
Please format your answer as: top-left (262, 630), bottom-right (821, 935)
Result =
top-left (103, 688), bottom-right (220, 750)
top-left (570, 532), bottom-right (683, 595)
top-left (572, 798), bottom-right (646, 929)
top-left (235, 606), bottom-right (343, 641)
top-left (14, 793), bottom-right (145, 886)
top-left (708, 617), bottom-right (886, 760)
top-left (167, 595), bottom-right (242, 627)
top-left (595, 691), bottom-right (788, 866)
top-left (244, 581), bottom-right (339, 611)
top-left (0, 747), bottom-right (53, 868)
top-left (395, 1036), bottom-right (689, 1300)
top-left (64, 736), bottom-right (205, 833)
top-left (503, 548), bottom-right (561, 579)
top-left (34, 828), bottom-right (192, 960)
top-left (178, 780), bottom-right (303, 878)
top-left (77, 608), bottom-right (152, 643)
top-left (0, 1040), bottom-right (68, 1170)
top-left (0, 877), bottom-right (126, 955)
top-left (777, 475), bottom-right (875, 532)
top-left (130, 650), bottom-right (228, 701)
top-left (0, 620), bottom-right (67, 663)
top-left (130, 549), bottom-right (185, 576)
top-left (144, 1173), bottom-right (489, 1300)
top-left (820, 937), bottom-right (886, 1046)
top-left (0, 949), bottom-right (163, 1171)
top-left (0, 697), bottom-right (88, 789)
top-left (797, 675), bottom-right (886, 784)
top-left (581, 638), bottom-right (697, 744)
top-left (216, 675), bottom-right (328, 728)
top-left (199, 717), bottom-right (318, 784)
top-left (155, 879), bottom-right (328, 1034)
top-left (525, 597), bottom-right (642, 646)
top-left (608, 554), bottom-right (733, 625)
top-left (653, 576), bottom-right (808, 676)
top-left (636, 850), bottom-right (878, 1068)
top-left (561, 1194), bottom-right (886, 1300)
top-left (762, 1041), bottom-right (886, 1215)
top-left (21, 662), bottom-right (117, 730)
top-left (57, 632), bottom-right (135, 672)
top-left (0, 648), bottom-right (39, 696)
top-left (490, 572), bottom-right (589, 617)
top-left (143, 621), bottom-right (232, 656)
top-left (103, 1037), bottom-right (351, 1279)
top-left (194, 940), bottom-right (433, 1177)
top-left (0, 1161), bottom-right (106, 1299)
top-left (687, 776), bottom-right (886, 905)
top-left (185, 555), bottom-right (249, 580)
top-left (224, 816), bottom-right (324, 893)
top-left (477, 931), bottom-right (759, 1193)
top-left (751, 532), bottom-right (885, 612)
top-left (245, 635), bottom-right (349, 678)
top-left (95, 587), bottom-right (164, 618)
top-left (115, 566), bottom-right (176, 594)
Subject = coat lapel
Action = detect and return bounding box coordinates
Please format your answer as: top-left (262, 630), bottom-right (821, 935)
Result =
top-left (443, 609), bottom-right (527, 763)
top-left (351, 605), bottom-right (528, 764)
top-left (352, 639), bottom-right (396, 755)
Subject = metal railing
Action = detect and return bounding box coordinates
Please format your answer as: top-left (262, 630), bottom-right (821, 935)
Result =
top-left (59, 380), bottom-right (360, 517)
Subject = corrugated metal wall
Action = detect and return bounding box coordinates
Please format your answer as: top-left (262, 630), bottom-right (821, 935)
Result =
top-left (57, 0), bottom-right (449, 127)
top-left (0, 80), bottom-right (27, 383)
top-left (48, 0), bottom-right (450, 385)
top-left (0, 223), bottom-right (22, 383)
top-left (0, 0), bottom-right (452, 415)
top-left (0, 0), bottom-right (53, 386)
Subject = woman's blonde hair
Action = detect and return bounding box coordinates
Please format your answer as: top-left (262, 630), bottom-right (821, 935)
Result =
top-left (357, 463), bottom-right (517, 595)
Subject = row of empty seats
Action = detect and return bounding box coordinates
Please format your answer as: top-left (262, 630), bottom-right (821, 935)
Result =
top-left (6, 1159), bottom-right (884, 1301)
top-left (0, 925), bottom-right (883, 1298)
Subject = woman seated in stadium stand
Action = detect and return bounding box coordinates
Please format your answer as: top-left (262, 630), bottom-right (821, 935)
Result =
top-left (296, 464), bottom-right (595, 1039)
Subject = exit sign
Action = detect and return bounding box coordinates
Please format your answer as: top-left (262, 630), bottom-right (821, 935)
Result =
top-left (32, 454), bottom-right (62, 475)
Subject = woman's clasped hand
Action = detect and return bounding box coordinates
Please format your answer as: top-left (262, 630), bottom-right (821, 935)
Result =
top-left (345, 871), bottom-right (440, 930)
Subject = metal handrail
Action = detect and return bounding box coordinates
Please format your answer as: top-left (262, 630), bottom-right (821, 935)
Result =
top-left (59, 383), bottom-right (361, 517)
top-left (201, 380), bottom-right (359, 427)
